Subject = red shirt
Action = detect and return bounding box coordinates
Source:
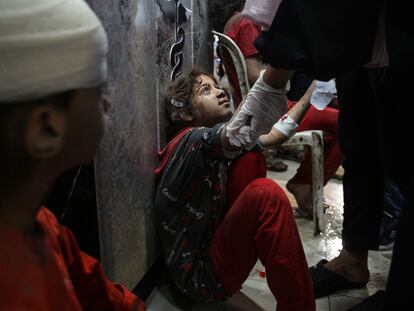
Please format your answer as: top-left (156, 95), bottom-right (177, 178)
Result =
top-left (223, 13), bottom-right (261, 107)
top-left (0, 208), bottom-right (145, 311)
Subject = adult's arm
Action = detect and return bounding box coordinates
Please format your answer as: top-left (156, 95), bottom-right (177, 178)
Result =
top-left (259, 81), bottom-right (316, 147)
top-left (245, 56), bottom-right (262, 86)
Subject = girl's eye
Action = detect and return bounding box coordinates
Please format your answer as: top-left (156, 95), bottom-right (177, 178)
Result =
top-left (201, 87), bottom-right (210, 94)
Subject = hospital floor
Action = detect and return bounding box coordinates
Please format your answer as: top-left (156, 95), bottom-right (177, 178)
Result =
top-left (146, 160), bottom-right (392, 311)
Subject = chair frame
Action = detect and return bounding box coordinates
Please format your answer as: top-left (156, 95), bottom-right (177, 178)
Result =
top-left (213, 30), bottom-right (325, 235)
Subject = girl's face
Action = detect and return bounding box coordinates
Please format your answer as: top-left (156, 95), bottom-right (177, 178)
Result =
top-left (191, 74), bottom-right (232, 127)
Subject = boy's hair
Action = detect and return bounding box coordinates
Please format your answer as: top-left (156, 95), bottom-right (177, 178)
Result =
top-left (164, 68), bottom-right (217, 138)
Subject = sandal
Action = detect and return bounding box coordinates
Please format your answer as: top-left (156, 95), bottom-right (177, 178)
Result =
top-left (310, 260), bottom-right (368, 298)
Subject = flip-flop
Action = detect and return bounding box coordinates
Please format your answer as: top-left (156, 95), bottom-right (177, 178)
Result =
top-left (310, 259), bottom-right (368, 298)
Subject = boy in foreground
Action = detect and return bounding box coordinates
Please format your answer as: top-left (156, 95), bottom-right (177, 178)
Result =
top-left (0, 0), bottom-right (145, 309)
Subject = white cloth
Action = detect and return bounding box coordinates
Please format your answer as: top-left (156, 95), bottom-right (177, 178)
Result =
top-left (226, 70), bottom-right (288, 149)
top-left (242, 0), bottom-right (283, 31)
top-left (0, 0), bottom-right (108, 103)
top-left (273, 114), bottom-right (298, 139)
top-left (310, 79), bottom-right (337, 111)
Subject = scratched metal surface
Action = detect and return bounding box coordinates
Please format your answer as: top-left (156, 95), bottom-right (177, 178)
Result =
top-left (88, 0), bottom-right (213, 288)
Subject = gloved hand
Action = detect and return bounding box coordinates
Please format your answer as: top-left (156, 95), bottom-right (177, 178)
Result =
top-left (242, 0), bottom-right (283, 30)
top-left (226, 70), bottom-right (288, 150)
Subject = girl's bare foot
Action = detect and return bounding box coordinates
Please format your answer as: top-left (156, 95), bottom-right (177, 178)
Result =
top-left (286, 181), bottom-right (313, 218)
top-left (323, 249), bottom-right (370, 284)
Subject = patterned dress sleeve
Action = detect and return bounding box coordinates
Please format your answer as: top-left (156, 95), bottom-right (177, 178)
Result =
top-left (154, 124), bottom-right (230, 302)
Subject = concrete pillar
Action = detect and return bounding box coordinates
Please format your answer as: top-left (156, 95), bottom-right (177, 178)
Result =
top-left (88, 0), bottom-right (213, 289)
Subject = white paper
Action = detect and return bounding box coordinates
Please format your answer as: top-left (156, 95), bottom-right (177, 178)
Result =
top-left (310, 79), bottom-right (337, 110)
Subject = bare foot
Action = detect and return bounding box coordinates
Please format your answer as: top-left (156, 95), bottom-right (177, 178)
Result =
top-left (323, 249), bottom-right (370, 284)
top-left (286, 181), bottom-right (313, 218)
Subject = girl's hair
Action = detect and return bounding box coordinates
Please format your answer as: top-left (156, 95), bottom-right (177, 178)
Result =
top-left (164, 68), bottom-right (217, 138)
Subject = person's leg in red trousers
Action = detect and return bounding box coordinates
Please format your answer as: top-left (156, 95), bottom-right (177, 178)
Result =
top-left (226, 151), bottom-right (267, 208)
top-left (286, 102), bottom-right (344, 217)
top-left (208, 152), bottom-right (315, 311)
top-left (293, 104), bottom-right (343, 184)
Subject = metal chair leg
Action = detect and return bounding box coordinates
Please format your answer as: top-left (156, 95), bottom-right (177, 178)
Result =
top-left (310, 131), bottom-right (324, 236)
top-left (283, 130), bottom-right (324, 235)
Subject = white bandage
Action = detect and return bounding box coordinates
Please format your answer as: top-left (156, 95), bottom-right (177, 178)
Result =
top-left (273, 114), bottom-right (298, 139)
top-left (0, 0), bottom-right (108, 103)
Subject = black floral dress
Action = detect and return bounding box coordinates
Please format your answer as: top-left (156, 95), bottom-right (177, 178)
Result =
top-left (155, 124), bottom-right (238, 302)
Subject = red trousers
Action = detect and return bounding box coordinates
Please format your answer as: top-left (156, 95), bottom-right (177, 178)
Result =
top-left (208, 152), bottom-right (315, 311)
top-left (288, 101), bottom-right (344, 186)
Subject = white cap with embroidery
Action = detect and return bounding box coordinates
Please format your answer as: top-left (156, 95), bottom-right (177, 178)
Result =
top-left (0, 0), bottom-right (108, 103)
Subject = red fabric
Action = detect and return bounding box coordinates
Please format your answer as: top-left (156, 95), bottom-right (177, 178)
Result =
top-left (0, 208), bottom-right (145, 311)
top-left (226, 151), bottom-right (267, 208)
top-left (154, 127), bottom-right (192, 180)
top-left (220, 48), bottom-right (243, 107)
top-left (287, 100), bottom-right (344, 185)
top-left (224, 13), bottom-right (261, 59)
top-left (208, 152), bottom-right (315, 311)
top-left (223, 13), bottom-right (262, 108)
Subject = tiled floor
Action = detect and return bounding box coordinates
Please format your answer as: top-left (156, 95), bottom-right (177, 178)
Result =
top-left (147, 159), bottom-right (392, 311)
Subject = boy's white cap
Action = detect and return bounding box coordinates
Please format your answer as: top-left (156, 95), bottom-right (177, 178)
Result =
top-left (0, 0), bottom-right (108, 103)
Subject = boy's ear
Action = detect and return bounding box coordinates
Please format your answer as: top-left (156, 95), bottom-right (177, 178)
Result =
top-left (24, 104), bottom-right (67, 159)
top-left (178, 109), bottom-right (195, 122)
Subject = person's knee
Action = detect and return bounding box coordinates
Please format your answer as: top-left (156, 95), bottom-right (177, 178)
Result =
top-left (237, 151), bottom-right (266, 167)
top-left (229, 152), bottom-right (267, 181)
top-left (246, 179), bottom-right (294, 223)
top-left (248, 178), bottom-right (290, 206)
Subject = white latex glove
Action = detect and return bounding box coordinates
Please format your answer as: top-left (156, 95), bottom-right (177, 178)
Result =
top-left (242, 0), bottom-right (283, 30)
top-left (226, 70), bottom-right (288, 150)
